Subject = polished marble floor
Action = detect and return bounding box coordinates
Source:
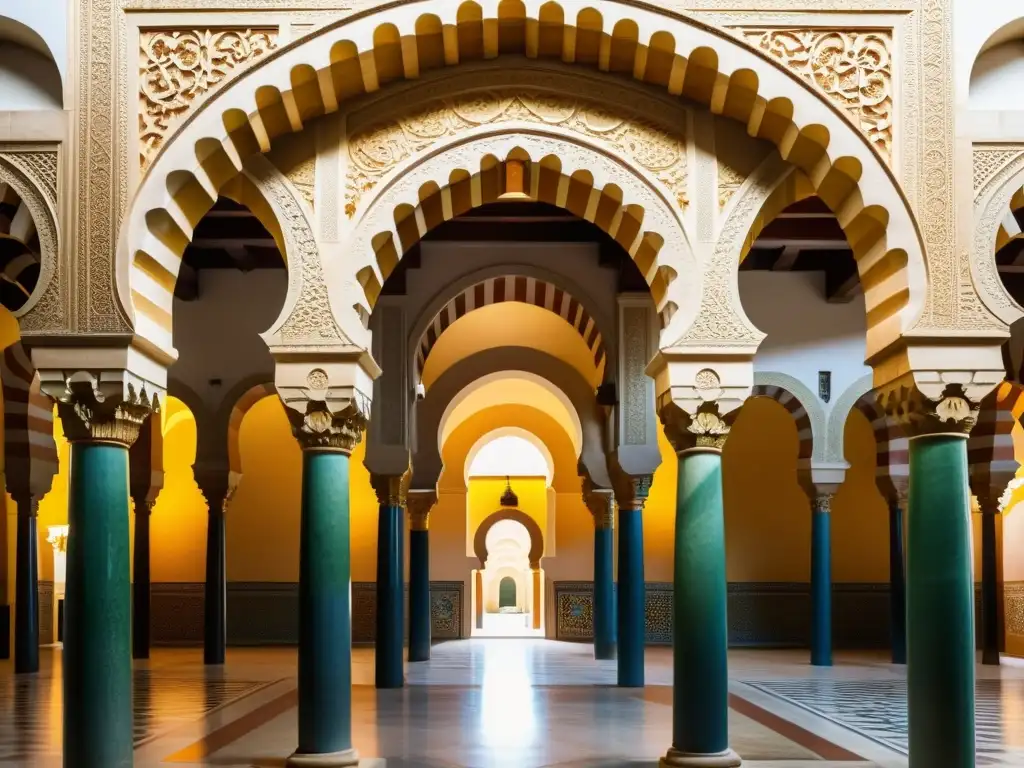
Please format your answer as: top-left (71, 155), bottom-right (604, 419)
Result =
top-left (3, 640), bottom-right (1024, 766)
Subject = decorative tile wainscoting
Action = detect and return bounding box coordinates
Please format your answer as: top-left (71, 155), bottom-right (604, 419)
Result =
top-left (554, 581), bottom-right (896, 648)
top-left (150, 581), bottom-right (464, 646)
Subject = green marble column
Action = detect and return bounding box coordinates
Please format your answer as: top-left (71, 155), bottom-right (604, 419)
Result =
top-left (373, 473), bottom-right (406, 689)
top-left (907, 432), bottom-right (975, 768)
top-left (615, 475), bottom-right (650, 688)
top-left (132, 498), bottom-right (152, 661)
top-left (980, 501), bottom-right (1001, 666)
top-left (661, 444), bottom-right (740, 768)
top-left (408, 493), bottom-right (435, 663)
top-left (202, 488), bottom-right (227, 666)
top-left (14, 495), bottom-right (38, 674)
top-left (57, 397), bottom-right (153, 768)
top-left (287, 406), bottom-right (364, 768)
top-left (586, 491), bottom-right (615, 660)
top-left (810, 492), bottom-right (833, 668)
top-left (888, 494), bottom-right (907, 665)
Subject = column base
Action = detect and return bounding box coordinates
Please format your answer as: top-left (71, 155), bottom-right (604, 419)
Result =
top-left (286, 748), bottom-right (360, 767)
top-left (982, 650), bottom-right (1001, 666)
top-left (660, 747), bottom-right (742, 767)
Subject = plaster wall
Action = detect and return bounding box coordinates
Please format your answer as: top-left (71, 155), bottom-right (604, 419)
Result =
top-left (170, 269), bottom-right (286, 412)
top-left (740, 270), bottom-right (870, 419)
top-left (0, 2), bottom-right (67, 84)
top-left (0, 44), bottom-right (62, 110)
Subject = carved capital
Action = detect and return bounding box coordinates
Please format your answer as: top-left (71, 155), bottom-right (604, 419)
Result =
top-left (660, 401), bottom-right (730, 453)
top-left (580, 470), bottom-right (614, 529)
top-left (372, 470), bottom-right (411, 508)
top-left (876, 382), bottom-right (980, 438)
top-left (44, 370), bottom-right (158, 448)
top-left (814, 492), bottom-right (834, 514)
top-left (407, 490), bottom-right (436, 530)
top-left (609, 467), bottom-right (652, 512)
top-left (14, 495), bottom-right (39, 519)
top-left (195, 466), bottom-right (233, 515)
top-left (288, 401), bottom-right (368, 454)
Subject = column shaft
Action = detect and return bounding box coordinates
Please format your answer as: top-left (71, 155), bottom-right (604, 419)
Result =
top-left (132, 500), bottom-right (151, 660)
top-left (888, 499), bottom-right (907, 664)
top-left (292, 450), bottom-right (356, 765)
top-left (64, 442), bottom-right (133, 768)
top-left (593, 523), bottom-right (616, 660)
top-left (907, 435), bottom-right (974, 768)
top-left (204, 501), bottom-right (226, 665)
top-left (665, 449), bottom-right (738, 766)
top-left (408, 527), bottom-right (430, 662)
top-left (375, 503), bottom-right (404, 688)
top-left (617, 506), bottom-right (645, 687)
top-left (14, 498), bottom-right (38, 674)
top-left (981, 509), bottom-right (1000, 665)
top-left (810, 500), bottom-right (832, 667)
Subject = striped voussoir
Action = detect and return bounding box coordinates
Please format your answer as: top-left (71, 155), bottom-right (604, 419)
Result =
top-left (0, 341), bottom-right (56, 497)
top-left (854, 394), bottom-right (907, 502)
top-left (968, 385), bottom-right (1024, 503)
top-left (750, 384), bottom-right (814, 461)
top-left (226, 381), bottom-right (277, 474)
top-left (414, 276), bottom-right (606, 381)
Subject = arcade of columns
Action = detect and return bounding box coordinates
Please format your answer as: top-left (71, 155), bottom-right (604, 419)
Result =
top-left (2, 2), bottom-right (1024, 767)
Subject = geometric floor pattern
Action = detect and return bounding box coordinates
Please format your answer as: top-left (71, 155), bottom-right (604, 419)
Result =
top-left (745, 678), bottom-right (1024, 767)
top-left (0, 669), bottom-right (268, 761)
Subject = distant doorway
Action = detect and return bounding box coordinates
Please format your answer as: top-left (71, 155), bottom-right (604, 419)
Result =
top-left (472, 515), bottom-right (545, 638)
top-left (499, 577), bottom-right (517, 608)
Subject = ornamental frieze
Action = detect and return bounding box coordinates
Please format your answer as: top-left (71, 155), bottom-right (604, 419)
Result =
top-left (139, 28), bottom-right (278, 170)
top-left (345, 90), bottom-right (688, 219)
top-left (741, 28), bottom-right (893, 163)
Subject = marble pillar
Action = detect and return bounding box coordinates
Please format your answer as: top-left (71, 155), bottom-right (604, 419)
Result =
top-left (980, 498), bottom-right (1002, 666)
top-left (888, 492), bottom-right (907, 665)
top-left (201, 484), bottom-right (228, 666)
top-left (592, 496), bottom-right (616, 660)
top-left (372, 473), bottom-right (407, 689)
top-left (906, 432), bottom-right (975, 767)
top-left (286, 407), bottom-right (363, 768)
top-left (614, 475), bottom-right (651, 688)
top-left (56, 394), bottom-right (152, 768)
top-left (810, 491), bottom-right (833, 668)
top-left (13, 495), bottom-right (38, 674)
top-left (661, 417), bottom-right (739, 768)
top-left (407, 492), bottom-right (434, 663)
top-left (132, 498), bottom-right (153, 660)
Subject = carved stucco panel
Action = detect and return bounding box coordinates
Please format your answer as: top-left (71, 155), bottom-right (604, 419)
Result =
top-left (0, 152), bottom-right (65, 332)
top-left (621, 306), bottom-right (649, 446)
top-left (740, 28), bottom-right (893, 163)
top-left (139, 28), bottom-right (278, 171)
top-left (974, 147), bottom-right (1024, 200)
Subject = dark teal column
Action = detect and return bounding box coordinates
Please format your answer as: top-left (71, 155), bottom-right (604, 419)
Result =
top-left (888, 495), bottom-right (907, 664)
top-left (374, 475), bottom-right (404, 688)
top-left (810, 492), bottom-right (833, 667)
top-left (662, 447), bottom-right (739, 768)
top-left (202, 488), bottom-right (227, 666)
top-left (906, 434), bottom-right (975, 768)
top-left (64, 439), bottom-right (133, 768)
top-left (593, 500), bottom-right (616, 660)
top-left (980, 501), bottom-right (1001, 666)
top-left (616, 475), bottom-right (649, 688)
top-left (408, 495), bottom-right (432, 662)
top-left (289, 447), bottom-right (357, 767)
top-left (132, 498), bottom-right (152, 660)
top-left (14, 496), bottom-right (39, 674)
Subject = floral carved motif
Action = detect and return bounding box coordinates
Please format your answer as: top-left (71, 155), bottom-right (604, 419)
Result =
top-left (717, 162), bottom-right (746, 210)
top-left (742, 29), bottom-right (893, 162)
top-left (139, 29), bottom-right (277, 170)
top-left (346, 90), bottom-right (687, 218)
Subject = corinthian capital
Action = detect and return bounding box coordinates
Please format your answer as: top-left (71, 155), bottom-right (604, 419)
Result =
top-left (287, 400), bottom-right (368, 454)
top-left (44, 370), bottom-right (159, 447)
top-left (371, 470), bottom-right (411, 508)
top-left (660, 401), bottom-right (730, 453)
top-left (407, 490), bottom-right (437, 530)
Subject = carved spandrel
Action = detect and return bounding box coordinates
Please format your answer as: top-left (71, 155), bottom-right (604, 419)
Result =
top-left (139, 28), bottom-right (278, 170)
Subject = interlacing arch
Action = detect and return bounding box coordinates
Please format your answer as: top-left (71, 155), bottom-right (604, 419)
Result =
top-left (0, 342), bottom-right (57, 498)
top-left (854, 394), bottom-right (907, 501)
top-left (219, 377), bottom-right (278, 479)
top-left (121, 0), bottom-right (928, 365)
top-left (749, 383), bottom-right (816, 464)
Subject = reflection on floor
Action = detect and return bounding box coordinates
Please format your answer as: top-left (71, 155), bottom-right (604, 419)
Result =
top-left (3, 640), bottom-right (1024, 766)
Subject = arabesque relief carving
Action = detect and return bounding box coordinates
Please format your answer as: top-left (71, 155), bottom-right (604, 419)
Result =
top-left (346, 90), bottom-right (688, 219)
top-left (742, 29), bottom-right (893, 162)
top-left (717, 162), bottom-right (746, 210)
top-left (139, 28), bottom-right (278, 170)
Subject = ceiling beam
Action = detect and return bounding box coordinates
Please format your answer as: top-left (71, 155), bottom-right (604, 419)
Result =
top-left (772, 245), bottom-right (801, 271)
